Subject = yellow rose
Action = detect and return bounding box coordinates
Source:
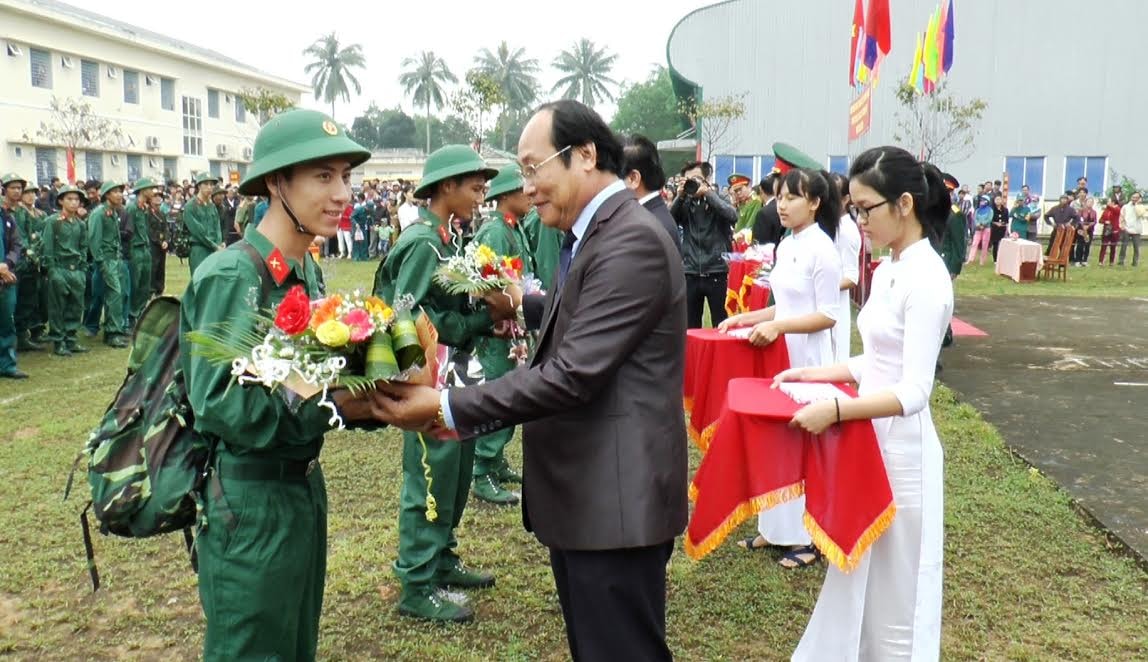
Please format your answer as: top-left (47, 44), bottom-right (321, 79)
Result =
top-left (315, 319), bottom-right (351, 348)
top-left (475, 244), bottom-right (496, 267)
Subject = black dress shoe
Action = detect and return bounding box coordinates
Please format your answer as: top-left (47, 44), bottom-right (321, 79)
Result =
top-left (1, 369), bottom-right (29, 379)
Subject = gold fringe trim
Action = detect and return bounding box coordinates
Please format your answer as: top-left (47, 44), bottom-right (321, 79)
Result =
top-left (684, 482), bottom-right (805, 560)
top-left (804, 501), bottom-right (897, 573)
top-left (724, 288), bottom-right (740, 317)
top-left (688, 481), bottom-right (699, 503)
top-left (686, 420), bottom-right (718, 452)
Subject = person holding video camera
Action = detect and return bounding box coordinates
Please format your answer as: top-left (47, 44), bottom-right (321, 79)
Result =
top-left (671, 161), bottom-right (738, 328)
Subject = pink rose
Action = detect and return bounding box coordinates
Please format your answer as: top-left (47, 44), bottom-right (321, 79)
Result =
top-left (342, 308), bottom-right (374, 343)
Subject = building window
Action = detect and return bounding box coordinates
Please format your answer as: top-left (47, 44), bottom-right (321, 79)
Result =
top-left (35, 148), bottom-right (57, 184)
top-left (235, 98), bottom-right (246, 123)
top-left (160, 77), bottom-right (175, 111)
top-left (1004, 156), bottom-right (1045, 197)
top-left (828, 155), bottom-right (850, 175)
top-left (163, 157), bottom-right (177, 182)
top-left (127, 154), bottom-right (142, 182)
top-left (209, 160), bottom-right (223, 178)
top-left (182, 96), bottom-right (203, 156)
top-left (80, 59), bottom-right (99, 97)
top-left (85, 151), bottom-right (103, 181)
top-left (713, 155), bottom-right (734, 190)
top-left (123, 69), bottom-right (139, 104)
top-left (30, 48), bottom-right (52, 88)
top-left (207, 89), bottom-right (220, 118)
top-left (1064, 156), bottom-right (1106, 195)
top-left (237, 163), bottom-right (247, 179)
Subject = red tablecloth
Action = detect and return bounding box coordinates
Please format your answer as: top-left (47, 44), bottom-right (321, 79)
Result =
top-left (724, 260), bottom-right (763, 316)
top-left (683, 329), bottom-right (790, 451)
top-left (685, 378), bottom-right (896, 573)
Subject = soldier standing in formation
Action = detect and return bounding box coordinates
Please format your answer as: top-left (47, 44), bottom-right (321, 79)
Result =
top-left (183, 172), bottom-right (223, 276)
top-left (14, 179), bottom-right (48, 351)
top-left (126, 178), bottom-right (159, 324)
top-left (40, 185), bottom-right (89, 356)
top-left (86, 181), bottom-right (130, 348)
top-left (0, 173), bottom-right (27, 378)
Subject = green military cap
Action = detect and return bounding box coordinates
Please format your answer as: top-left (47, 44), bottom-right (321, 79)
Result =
top-left (239, 108), bottom-right (371, 196)
top-left (1, 173), bottom-right (27, 187)
top-left (727, 173), bottom-right (752, 188)
top-left (55, 184), bottom-right (83, 202)
top-left (414, 145), bottom-right (497, 200)
top-left (132, 177), bottom-right (160, 194)
top-left (485, 164), bottom-right (525, 202)
top-left (99, 181), bottom-right (125, 199)
top-left (771, 142), bottom-right (821, 175)
top-left (23, 182), bottom-right (40, 193)
top-left (194, 172), bottom-right (220, 187)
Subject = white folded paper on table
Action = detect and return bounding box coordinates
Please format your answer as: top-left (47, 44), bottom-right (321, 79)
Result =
top-left (724, 327), bottom-right (753, 339)
top-left (778, 382), bottom-right (852, 404)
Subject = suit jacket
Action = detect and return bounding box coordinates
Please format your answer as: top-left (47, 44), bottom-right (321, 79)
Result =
top-left (449, 188), bottom-right (688, 551)
top-left (643, 194), bottom-right (681, 254)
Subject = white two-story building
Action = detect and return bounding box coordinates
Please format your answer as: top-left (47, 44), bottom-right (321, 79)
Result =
top-left (0, 0), bottom-right (306, 186)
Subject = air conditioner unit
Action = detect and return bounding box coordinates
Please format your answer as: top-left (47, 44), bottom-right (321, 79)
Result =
top-left (216, 144), bottom-right (229, 157)
top-left (242, 146), bottom-right (253, 160)
top-left (107, 65), bottom-right (119, 79)
top-left (61, 56), bottom-right (74, 69)
top-left (110, 154), bottom-right (121, 166)
top-left (6, 43), bottom-right (22, 57)
top-left (148, 157), bottom-right (160, 168)
top-left (145, 74), bottom-right (157, 86)
top-left (146, 136), bottom-right (160, 150)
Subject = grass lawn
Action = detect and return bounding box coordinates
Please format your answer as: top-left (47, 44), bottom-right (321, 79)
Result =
top-left (954, 253), bottom-right (1148, 297)
top-left (1, 256), bottom-right (1146, 660)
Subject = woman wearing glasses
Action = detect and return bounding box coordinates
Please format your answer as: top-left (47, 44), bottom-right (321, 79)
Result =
top-left (718, 168), bottom-right (842, 569)
top-left (775, 146), bottom-right (953, 662)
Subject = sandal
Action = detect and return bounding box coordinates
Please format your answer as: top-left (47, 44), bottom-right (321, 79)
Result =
top-left (778, 545), bottom-right (822, 569)
top-left (736, 535), bottom-right (771, 552)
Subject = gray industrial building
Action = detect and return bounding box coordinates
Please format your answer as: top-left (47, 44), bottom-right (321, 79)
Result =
top-left (666, 0), bottom-right (1148, 201)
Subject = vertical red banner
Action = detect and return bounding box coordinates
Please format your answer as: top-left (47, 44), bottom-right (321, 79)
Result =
top-left (66, 148), bottom-right (76, 184)
top-left (848, 88), bottom-right (873, 142)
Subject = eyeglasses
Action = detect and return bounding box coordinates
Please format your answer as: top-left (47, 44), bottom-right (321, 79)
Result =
top-left (521, 145), bottom-right (572, 182)
top-left (855, 199), bottom-right (890, 220)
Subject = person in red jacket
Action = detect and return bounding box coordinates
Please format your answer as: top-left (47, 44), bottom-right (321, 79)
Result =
top-left (336, 203), bottom-right (353, 258)
top-left (1098, 196), bottom-right (1122, 266)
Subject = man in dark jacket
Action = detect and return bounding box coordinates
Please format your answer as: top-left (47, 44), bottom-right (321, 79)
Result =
top-left (671, 161), bottom-right (736, 328)
top-left (751, 173), bottom-right (784, 250)
top-left (621, 134), bottom-right (680, 254)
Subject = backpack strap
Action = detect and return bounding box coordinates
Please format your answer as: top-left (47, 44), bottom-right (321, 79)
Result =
top-left (234, 240), bottom-right (276, 304)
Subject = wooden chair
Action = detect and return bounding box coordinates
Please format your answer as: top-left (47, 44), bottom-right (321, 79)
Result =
top-left (1039, 226), bottom-right (1075, 281)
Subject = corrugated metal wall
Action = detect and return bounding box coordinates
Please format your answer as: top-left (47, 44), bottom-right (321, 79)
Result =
top-left (668, 0), bottom-right (1148, 196)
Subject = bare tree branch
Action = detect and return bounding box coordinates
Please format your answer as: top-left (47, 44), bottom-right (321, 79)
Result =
top-left (894, 82), bottom-right (987, 166)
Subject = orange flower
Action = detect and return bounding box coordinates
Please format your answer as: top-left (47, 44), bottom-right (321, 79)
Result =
top-left (310, 295), bottom-right (343, 331)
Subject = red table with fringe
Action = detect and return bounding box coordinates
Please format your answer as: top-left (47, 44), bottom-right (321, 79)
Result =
top-left (724, 260), bottom-right (763, 315)
top-left (685, 378), bottom-right (895, 573)
top-left (683, 329), bottom-right (790, 451)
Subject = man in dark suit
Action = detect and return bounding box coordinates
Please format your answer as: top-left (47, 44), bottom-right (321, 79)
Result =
top-left (622, 134), bottom-right (681, 254)
top-left (378, 99), bottom-right (687, 661)
top-left (752, 172), bottom-right (784, 249)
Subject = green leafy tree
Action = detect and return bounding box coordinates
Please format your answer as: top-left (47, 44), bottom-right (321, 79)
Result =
top-left (679, 93), bottom-right (747, 162)
top-left (610, 66), bottom-right (689, 142)
top-left (349, 115), bottom-right (380, 149)
top-left (414, 115), bottom-right (474, 153)
top-left (302, 33), bottom-right (365, 119)
top-left (399, 51), bottom-right (458, 154)
top-left (551, 39), bottom-right (618, 107)
top-left (893, 81), bottom-right (988, 165)
top-left (451, 69), bottom-right (506, 152)
top-left (238, 87), bottom-right (295, 125)
top-left (475, 42), bottom-right (540, 149)
top-left (377, 108), bottom-right (417, 149)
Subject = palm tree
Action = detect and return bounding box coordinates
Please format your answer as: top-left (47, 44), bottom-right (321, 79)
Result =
top-left (475, 42), bottom-right (540, 149)
top-left (302, 33), bottom-right (366, 119)
top-left (551, 39), bottom-right (619, 108)
top-left (399, 51), bottom-right (457, 154)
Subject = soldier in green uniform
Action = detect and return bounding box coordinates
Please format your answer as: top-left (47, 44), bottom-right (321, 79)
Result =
top-left (183, 172), bottom-right (223, 276)
top-left (86, 181), bottom-right (130, 348)
top-left (40, 185), bottom-right (90, 356)
top-left (146, 188), bottom-right (169, 296)
top-left (372, 144), bottom-right (500, 623)
top-left (14, 179), bottom-right (48, 350)
top-left (182, 108), bottom-right (385, 662)
top-left (0, 174), bottom-right (27, 378)
top-left (126, 178), bottom-right (159, 323)
top-left (521, 205), bottom-right (562, 291)
top-left (469, 164), bottom-right (533, 505)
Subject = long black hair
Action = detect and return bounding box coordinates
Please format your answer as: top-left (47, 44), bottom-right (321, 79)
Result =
top-left (848, 146), bottom-right (950, 242)
top-left (779, 168), bottom-right (841, 240)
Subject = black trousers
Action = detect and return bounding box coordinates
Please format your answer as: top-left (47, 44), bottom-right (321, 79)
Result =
top-left (549, 541), bottom-right (674, 662)
top-left (1071, 234), bottom-right (1092, 263)
top-left (150, 248), bottom-right (166, 296)
top-left (686, 273), bottom-right (727, 329)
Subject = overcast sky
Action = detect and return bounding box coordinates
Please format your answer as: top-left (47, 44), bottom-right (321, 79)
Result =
top-left (99, 0), bottom-right (711, 122)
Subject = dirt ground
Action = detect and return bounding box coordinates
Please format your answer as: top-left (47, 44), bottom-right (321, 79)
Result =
top-left (940, 295), bottom-right (1148, 560)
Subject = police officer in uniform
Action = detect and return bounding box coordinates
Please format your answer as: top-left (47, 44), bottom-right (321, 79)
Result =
top-left (126, 178), bottom-right (159, 323)
top-left (469, 164), bottom-right (533, 505)
top-left (40, 185), bottom-right (90, 356)
top-left (0, 174), bottom-right (27, 377)
top-left (372, 144), bottom-right (500, 623)
top-left (86, 181), bottom-right (130, 348)
top-left (183, 172), bottom-right (223, 276)
top-left (181, 108), bottom-right (386, 661)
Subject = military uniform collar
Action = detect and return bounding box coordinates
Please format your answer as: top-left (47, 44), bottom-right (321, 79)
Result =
top-left (245, 228), bottom-right (307, 285)
top-left (418, 206), bottom-right (452, 244)
top-left (489, 209), bottom-right (518, 228)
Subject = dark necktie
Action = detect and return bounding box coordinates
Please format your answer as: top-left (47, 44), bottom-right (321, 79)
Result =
top-left (556, 230), bottom-right (576, 289)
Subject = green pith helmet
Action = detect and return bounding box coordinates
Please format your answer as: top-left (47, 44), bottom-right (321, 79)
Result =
top-left (239, 109), bottom-right (371, 196)
top-left (23, 182), bottom-right (40, 194)
top-left (132, 177), bottom-right (160, 194)
top-left (485, 164), bottom-right (525, 202)
top-left (194, 172), bottom-right (219, 187)
top-left (414, 145), bottom-right (498, 200)
top-left (99, 181), bottom-right (124, 200)
top-left (1, 173), bottom-right (27, 188)
top-left (55, 184), bottom-right (83, 203)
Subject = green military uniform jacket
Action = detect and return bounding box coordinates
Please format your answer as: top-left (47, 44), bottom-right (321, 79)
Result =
top-left (41, 211), bottom-right (87, 269)
top-left (521, 208), bottom-right (561, 292)
top-left (183, 196), bottom-right (222, 250)
top-left (474, 209), bottom-right (533, 274)
top-left (734, 198), bottom-right (763, 233)
top-left (180, 231), bottom-right (332, 461)
top-left (87, 204), bottom-right (123, 262)
top-left (372, 207), bottom-right (492, 349)
top-left (939, 204), bottom-right (968, 277)
top-left (11, 206), bottom-right (44, 268)
top-left (126, 203), bottom-right (152, 257)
